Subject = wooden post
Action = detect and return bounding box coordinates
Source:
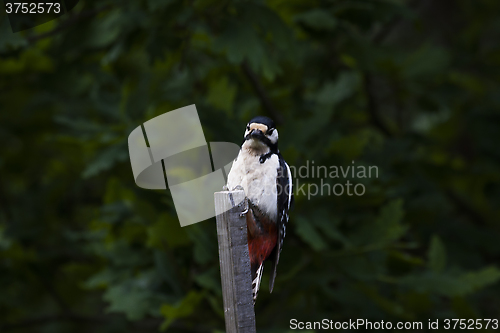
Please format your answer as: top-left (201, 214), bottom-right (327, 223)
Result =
top-left (214, 190), bottom-right (256, 333)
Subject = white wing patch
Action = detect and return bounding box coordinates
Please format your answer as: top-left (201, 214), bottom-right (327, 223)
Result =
top-left (285, 161), bottom-right (292, 211)
top-left (280, 161), bottom-right (292, 252)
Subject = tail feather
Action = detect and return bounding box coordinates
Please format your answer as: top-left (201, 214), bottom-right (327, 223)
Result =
top-left (268, 246), bottom-right (279, 293)
top-left (251, 263), bottom-right (264, 303)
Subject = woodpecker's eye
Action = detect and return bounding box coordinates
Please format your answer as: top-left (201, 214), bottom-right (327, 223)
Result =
top-left (246, 125), bottom-right (250, 131)
top-left (267, 128), bottom-right (274, 135)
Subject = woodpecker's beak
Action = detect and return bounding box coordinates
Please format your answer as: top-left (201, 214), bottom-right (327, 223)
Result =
top-left (250, 129), bottom-right (265, 140)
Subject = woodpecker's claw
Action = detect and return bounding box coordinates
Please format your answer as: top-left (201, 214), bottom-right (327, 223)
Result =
top-left (240, 197), bottom-right (249, 217)
top-left (233, 185), bottom-right (245, 191)
top-left (222, 185), bottom-right (229, 191)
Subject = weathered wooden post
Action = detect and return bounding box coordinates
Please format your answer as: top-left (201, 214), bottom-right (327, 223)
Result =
top-left (214, 190), bottom-right (256, 333)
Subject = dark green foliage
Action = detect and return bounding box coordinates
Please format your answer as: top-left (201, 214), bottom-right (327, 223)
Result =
top-left (0, 0), bottom-right (499, 332)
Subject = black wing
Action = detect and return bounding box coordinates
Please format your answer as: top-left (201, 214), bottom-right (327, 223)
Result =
top-left (268, 153), bottom-right (293, 292)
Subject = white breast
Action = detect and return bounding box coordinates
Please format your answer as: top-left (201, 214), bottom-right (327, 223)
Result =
top-left (227, 148), bottom-right (279, 222)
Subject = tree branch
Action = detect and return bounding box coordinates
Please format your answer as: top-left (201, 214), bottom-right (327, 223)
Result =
top-left (241, 61), bottom-right (284, 125)
top-left (26, 4), bottom-right (112, 44)
top-left (371, 0), bottom-right (430, 45)
top-left (445, 189), bottom-right (487, 226)
top-left (362, 73), bottom-right (393, 137)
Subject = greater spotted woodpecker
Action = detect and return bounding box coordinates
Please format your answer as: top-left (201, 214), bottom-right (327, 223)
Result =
top-left (226, 116), bottom-right (293, 303)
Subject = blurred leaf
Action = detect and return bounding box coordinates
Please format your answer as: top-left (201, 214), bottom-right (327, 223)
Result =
top-left (295, 9), bottom-right (337, 31)
top-left (85, 9), bottom-right (124, 48)
top-left (103, 270), bottom-right (162, 321)
top-left (314, 217), bottom-right (350, 247)
top-left (373, 199), bottom-right (406, 245)
top-left (147, 213), bottom-right (190, 249)
top-left (186, 224), bottom-right (217, 265)
top-left (0, 224), bottom-right (12, 250)
top-left (160, 291), bottom-right (204, 331)
top-left (401, 266), bottom-right (500, 297)
top-left (315, 71), bottom-right (359, 107)
top-left (428, 235), bottom-right (446, 273)
top-left (207, 76), bottom-right (237, 113)
top-left (401, 45), bottom-right (450, 79)
top-left (194, 267), bottom-right (222, 295)
top-left (214, 21), bottom-right (265, 67)
top-left (82, 143), bottom-right (128, 179)
top-left (353, 199), bottom-right (406, 247)
top-left (459, 266), bottom-right (500, 295)
top-left (295, 215), bottom-right (328, 251)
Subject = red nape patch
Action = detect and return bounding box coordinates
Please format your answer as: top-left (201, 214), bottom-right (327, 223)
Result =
top-left (248, 230), bottom-right (277, 266)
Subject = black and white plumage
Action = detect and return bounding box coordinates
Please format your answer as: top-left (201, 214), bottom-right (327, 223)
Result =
top-left (226, 116), bottom-right (293, 303)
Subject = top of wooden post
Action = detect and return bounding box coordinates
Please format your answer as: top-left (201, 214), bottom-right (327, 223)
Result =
top-left (214, 190), bottom-right (256, 333)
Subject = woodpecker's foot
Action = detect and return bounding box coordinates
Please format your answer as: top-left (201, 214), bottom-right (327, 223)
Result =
top-left (222, 185), bottom-right (229, 191)
top-left (232, 185), bottom-right (245, 191)
top-left (240, 197), bottom-right (249, 217)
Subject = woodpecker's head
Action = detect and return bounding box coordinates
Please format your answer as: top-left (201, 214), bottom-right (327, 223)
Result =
top-left (243, 116), bottom-right (278, 152)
